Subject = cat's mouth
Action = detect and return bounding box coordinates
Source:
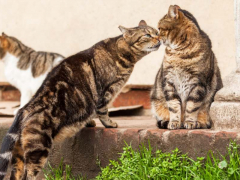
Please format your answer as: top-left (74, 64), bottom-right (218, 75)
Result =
top-left (147, 43), bottom-right (161, 51)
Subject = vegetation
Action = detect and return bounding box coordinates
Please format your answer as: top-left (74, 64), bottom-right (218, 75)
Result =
top-left (96, 141), bottom-right (240, 180)
top-left (44, 141), bottom-right (240, 180)
top-left (43, 159), bottom-right (87, 180)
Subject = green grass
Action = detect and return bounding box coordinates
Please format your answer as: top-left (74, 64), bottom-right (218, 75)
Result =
top-left (44, 142), bottom-right (240, 180)
top-left (43, 159), bottom-right (87, 180)
top-left (96, 141), bottom-right (240, 180)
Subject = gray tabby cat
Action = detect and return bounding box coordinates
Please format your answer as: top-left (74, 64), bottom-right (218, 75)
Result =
top-left (0, 20), bottom-right (160, 180)
top-left (151, 5), bottom-right (223, 130)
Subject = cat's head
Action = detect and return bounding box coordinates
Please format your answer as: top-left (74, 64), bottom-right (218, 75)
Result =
top-left (158, 5), bottom-right (201, 49)
top-left (0, 33), bottom-right (27, 59)
top-left (0, 33), bottom-right (10, 59)
top-left (119, 20), bottom-right (161, 53)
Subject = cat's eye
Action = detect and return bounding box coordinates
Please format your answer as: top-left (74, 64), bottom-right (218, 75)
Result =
top-left (145, 34), bottom-right (151, 38)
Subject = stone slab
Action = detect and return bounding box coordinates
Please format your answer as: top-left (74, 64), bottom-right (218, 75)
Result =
top-left (1, 116), bottom-right (240, 179)
top-left (210, 101), bottom-right (240, 130)
top-left (214, 72), bottom-right (240, 101)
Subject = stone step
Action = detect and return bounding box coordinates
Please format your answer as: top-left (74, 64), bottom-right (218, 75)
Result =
top-left (0, 116), bottom-right (239, 179)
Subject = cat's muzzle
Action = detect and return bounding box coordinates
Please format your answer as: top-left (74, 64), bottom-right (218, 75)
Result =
top-left (148, 42), bottom-right (161, 51)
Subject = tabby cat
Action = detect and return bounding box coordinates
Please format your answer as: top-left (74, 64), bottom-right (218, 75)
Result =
top-left (0, 20), bottom-right (160, 180)
top-left (151, 5), bottom-right (222, 130)
top-left (0, 33), bottom-right (64, 113)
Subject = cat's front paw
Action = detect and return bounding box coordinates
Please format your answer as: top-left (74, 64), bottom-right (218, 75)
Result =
top-left (156, 119), bottom-right (169, 129)
top-left (198, 121), bottom-right (211, 129)
top-left (168, 121), bottom-right (181, 130)
top-left (184, 121), bottom-right (200, 129)
top-left (100, 119), bottom-right (118, 128)
top-left (85, 120), bottom-right (96, 127)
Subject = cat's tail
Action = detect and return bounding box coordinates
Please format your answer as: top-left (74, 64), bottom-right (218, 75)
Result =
top-left (0, 111), bottom-right (22, 180)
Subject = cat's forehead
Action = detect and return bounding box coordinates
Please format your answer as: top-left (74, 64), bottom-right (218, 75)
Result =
top-left (158, 15), bottom-right (172, 28)
top-left (145, 26), bottom-right (158, 34)
top-left (133, 26), bottom-right (158, 34)
top-left (158, 9), bottom-right (200, 30)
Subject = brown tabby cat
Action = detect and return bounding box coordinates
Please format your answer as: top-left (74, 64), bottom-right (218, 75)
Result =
top-left (151, 5), bottom-right (222, 130)
top-left (0, 33), bottom-right (64, 114)
top-left (0, 20), bottom-right (160, 180)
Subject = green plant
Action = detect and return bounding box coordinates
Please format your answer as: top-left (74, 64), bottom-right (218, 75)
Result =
top-left (96, 141), bottom-right (240, 180)
top-left (43, 159), bottom-right (87, 180)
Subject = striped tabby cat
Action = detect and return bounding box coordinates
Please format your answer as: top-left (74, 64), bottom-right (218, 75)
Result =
top-left (0, 20), bottom-right (160, 180)
top-left (151, 5), bottom-right (222, 130)
top-left (0, 33), bottom-right (64, 113)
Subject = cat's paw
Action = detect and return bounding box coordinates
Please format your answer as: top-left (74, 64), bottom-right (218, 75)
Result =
top-left (184, 121), bottom-right (201, 129)
top-left (199, 121), bottom-right (212, 129)
top-left (100, 119), bottom-right (118, 128)
top-left (168, 121), bottom-right (181, 130)
top-left (156, 119), bottom-right (169, 129)
top-left (85, 120), bottom-right (96, 127)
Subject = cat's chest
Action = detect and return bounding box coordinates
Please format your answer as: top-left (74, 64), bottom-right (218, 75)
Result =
top-left (166, 68), bottom-right (194, 100)
top-left (3, 53), bottom-right (47, 92)
top-left (3, 53), bottom-right (31, 87)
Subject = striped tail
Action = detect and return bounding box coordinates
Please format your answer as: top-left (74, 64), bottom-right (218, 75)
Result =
top-left (0, 112), bottom-right (22, 180)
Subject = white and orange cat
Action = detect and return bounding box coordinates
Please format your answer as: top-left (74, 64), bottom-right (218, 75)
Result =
top-left (0, 33), bottom-right (64, 113)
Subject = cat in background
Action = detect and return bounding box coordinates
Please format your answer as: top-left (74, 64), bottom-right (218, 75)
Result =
top-left (0, 20), bottom-right (160, 180)
top-left (0, 33), bottom-right (64, 113)
top-left (151, 5), bottom-right (222, 130)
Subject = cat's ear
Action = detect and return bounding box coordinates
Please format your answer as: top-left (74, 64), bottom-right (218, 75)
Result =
top-left (0, 33), bottom-right (9, 48)
top-left (119, 26), bottom-right (136, 39)
top-left (119, 26), bottom-right (131, 38)
top-left (168, 5), bottom-right (181, 19)
top-left (138, 20), bottom-right (147, 27)
top-left (119, 26), bottom-right (129, 34)
top-left (2, 32), bottom-right (8, 38)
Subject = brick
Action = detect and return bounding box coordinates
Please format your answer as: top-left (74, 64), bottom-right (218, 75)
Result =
top-left (2, 89), bottom-right (20, 101)
top-left (113, 90), bottom-right (151, 109)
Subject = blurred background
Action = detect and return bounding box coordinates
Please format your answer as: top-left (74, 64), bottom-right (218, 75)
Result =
top-left (0, 0), bottom-right (236, 115)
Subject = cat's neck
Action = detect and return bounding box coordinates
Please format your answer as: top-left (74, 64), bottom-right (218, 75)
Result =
top-left (165, 33), bottom-right (211, 58)
top-left (4, 42), bottom-right (34, 62)
top-left (2, 52), bottom-right (18, 63)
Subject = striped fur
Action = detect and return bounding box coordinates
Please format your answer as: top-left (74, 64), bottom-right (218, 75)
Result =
top-left (0, 20), bottom-right (160, 179)
top-left (0, 112), bottom-right (22, 180)
top-left (0, 33), bottom-right (64, 112)
top-left (151, 5), bottom-right (223, 130)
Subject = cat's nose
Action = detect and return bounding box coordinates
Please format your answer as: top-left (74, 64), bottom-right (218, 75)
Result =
top-left (155, 39), bottom-right (161, 44)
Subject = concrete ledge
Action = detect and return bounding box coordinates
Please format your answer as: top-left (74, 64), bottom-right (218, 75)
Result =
top-left (0, 117), bottom-right (240, 179)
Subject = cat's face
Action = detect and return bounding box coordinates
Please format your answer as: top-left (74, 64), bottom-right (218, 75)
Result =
top-left (158, 5), bottom-right (199, 49)
top-left (119, 20), bottom-right (161, 53)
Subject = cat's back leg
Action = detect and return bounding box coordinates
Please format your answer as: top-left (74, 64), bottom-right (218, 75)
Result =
top-left (151, 68), bottom-right (170, 129)
top-left (21, 115), bottom-right (53, 179)
top-left (196, 59), bottom-right (223, 129)
top-left (151, 98), bottom-right (170, 129)
top-left (14, 89), bottom-right (32, 115)
top-left (9, 140), bottom-right (24, 180)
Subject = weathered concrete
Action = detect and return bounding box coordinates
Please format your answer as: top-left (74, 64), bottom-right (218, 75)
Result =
top-left (1, 116), bottom-right (240, 179)
top-left (210, 0), bottom-right (240, 130)
top-left (210, 73), bottom-right (240, 130)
